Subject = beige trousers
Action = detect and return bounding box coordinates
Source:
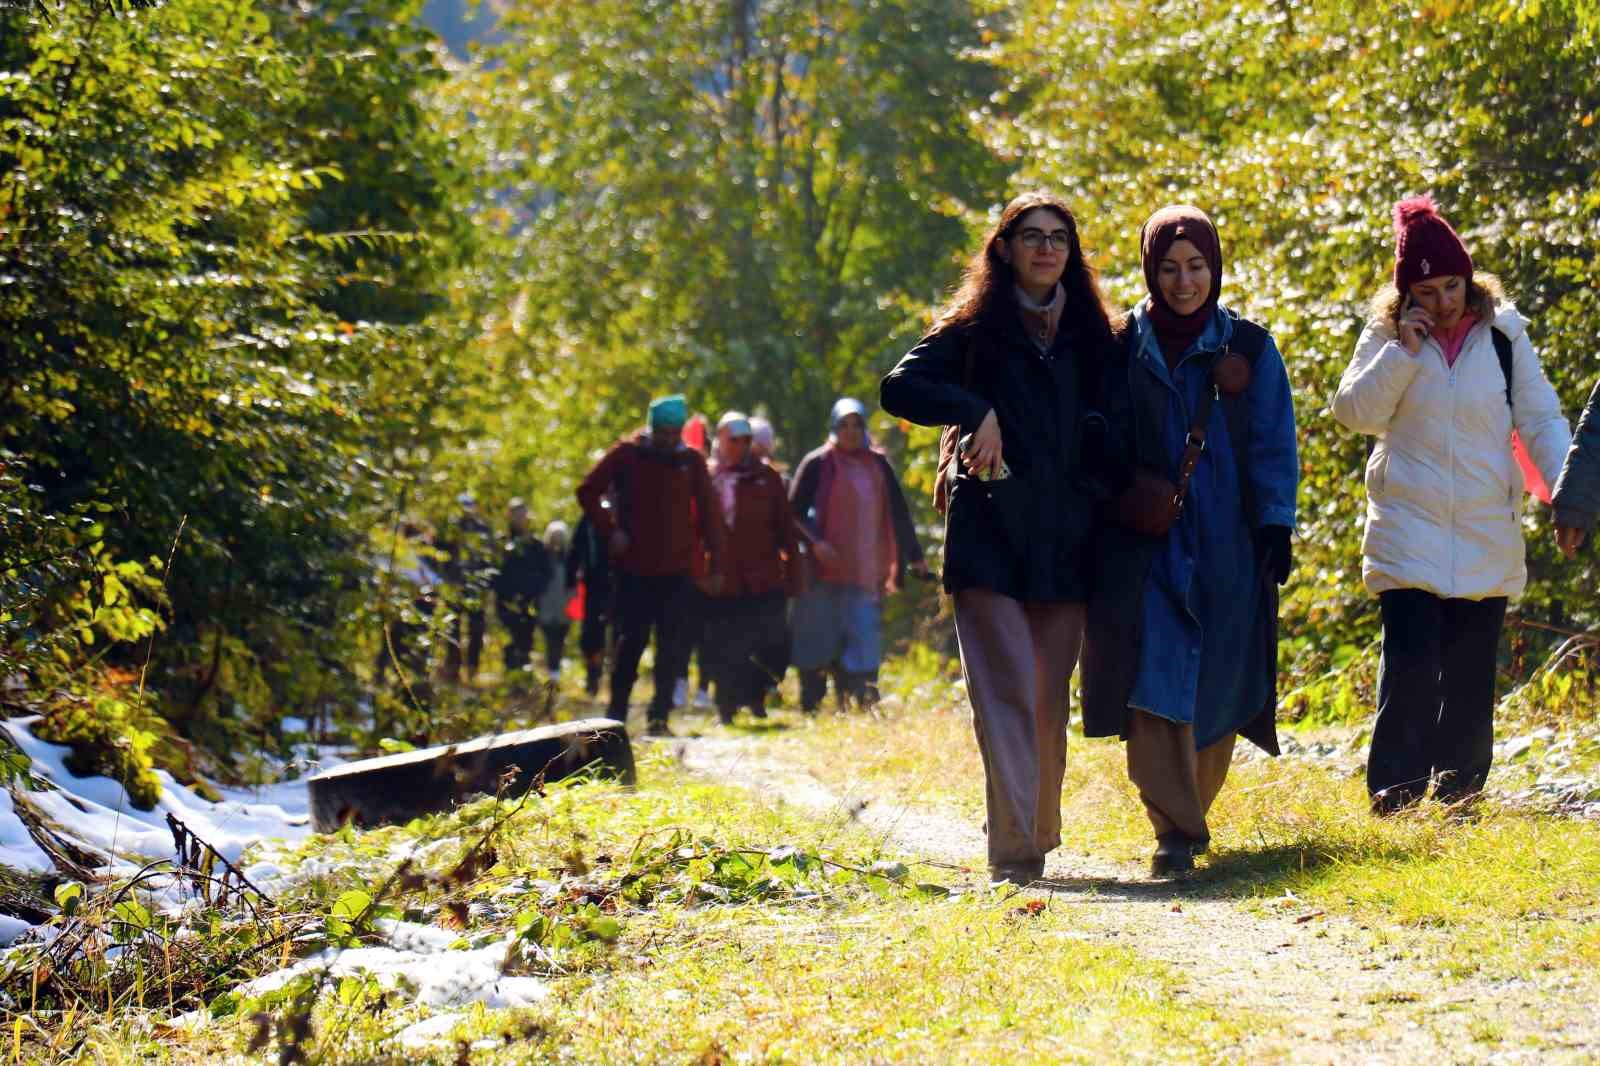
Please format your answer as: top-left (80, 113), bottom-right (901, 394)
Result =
top-left (953, 588), bottom-right (1086, 866)
top-left (1126, 709), bottom-right (1236, 843)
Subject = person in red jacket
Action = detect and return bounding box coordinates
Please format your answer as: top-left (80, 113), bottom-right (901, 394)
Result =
top-left (703, 412), bottom-right (800, 724)
top-left (576, 395), bottom-right (726, 735)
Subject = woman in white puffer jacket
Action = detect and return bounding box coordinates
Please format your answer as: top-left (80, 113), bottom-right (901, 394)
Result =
top-left (1332, 195), bottom-right (1570, 814)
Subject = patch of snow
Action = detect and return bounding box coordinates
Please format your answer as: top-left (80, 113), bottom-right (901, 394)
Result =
top-left (0, 914), bottom-right (33, 946)
top-left (396, 1011), bottom-right (470, 1048)
top-left (2, 718), bottom-right (315, 872)
top-left (239, 933), bottom-right (550, 1010)
top-left (0, 789), bottom-right (53, 874)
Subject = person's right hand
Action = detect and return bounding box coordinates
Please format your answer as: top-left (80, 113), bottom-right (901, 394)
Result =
top-left (1556, 525), bottom-right (1587, 559)
top-left (608, 529), bottom-right (631, 558)
top-left (1397, 298), bottom-right (1433, 355)
top-left (961, 408), bottom-right (1004, 478)
top-left (811, 540), bottom-right (839, 569)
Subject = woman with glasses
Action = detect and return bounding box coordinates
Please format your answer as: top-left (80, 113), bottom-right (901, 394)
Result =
top-left (1081, 205), bottom-right (1299, 877)
top-left (880, 191), bottom-right (1114, 885)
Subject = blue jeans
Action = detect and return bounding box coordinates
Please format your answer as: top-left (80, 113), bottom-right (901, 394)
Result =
top-left (790, 582), bottom-right (882, 675)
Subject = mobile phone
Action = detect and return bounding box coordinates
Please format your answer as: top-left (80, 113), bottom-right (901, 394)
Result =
top-left (957, 433), bottom-right (1011, 481)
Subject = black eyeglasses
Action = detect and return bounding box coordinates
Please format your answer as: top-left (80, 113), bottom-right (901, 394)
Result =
top-left (1013, 227), bottom-right (1072, 251)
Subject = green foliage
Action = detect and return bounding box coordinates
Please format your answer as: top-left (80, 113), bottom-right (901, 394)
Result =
top-left (446, 0), bottom-right (1007, 522)
top-left (0, 0), bottom-right (483, 757)
top-left (31, 691), bottom-right (167, 808)
top-left (0, 455), bottom-right (165, 682)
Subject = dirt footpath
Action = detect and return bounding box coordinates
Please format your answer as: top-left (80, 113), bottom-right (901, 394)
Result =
top-left (671, 734), bottom-right (1595, 1065)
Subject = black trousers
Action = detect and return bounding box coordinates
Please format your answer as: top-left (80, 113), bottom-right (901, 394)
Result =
top-left (499, 610), bottom-right (537, 676)
top-left (703, 593), bottom-right (788, 712)
top-left (1369, 588), bottom-right (1507, 809)
top-left (609, 574), bottom-right (695, 723)
top-left (580, 577), bottom-right (613, 692)
top-left (683, 585), bottom-right (710, 692)
top-left (540, 622), bottom-right (570, 673)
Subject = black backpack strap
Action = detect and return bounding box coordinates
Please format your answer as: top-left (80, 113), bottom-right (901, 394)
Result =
top-left (1217, 312), bottom-right (1271, 526)
top-left (1492, 326), bottom-right (1514, 415)
top-left (1225, 313), bottom-right (1270, 363)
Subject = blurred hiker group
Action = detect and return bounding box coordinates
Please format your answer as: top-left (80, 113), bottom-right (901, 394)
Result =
top-left (374, 187), bottom-right (1600, 886)
top-left (376, 394), bottom-right (928, 739)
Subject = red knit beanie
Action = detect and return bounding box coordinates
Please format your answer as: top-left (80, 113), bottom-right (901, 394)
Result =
top-left (1393, 195), bottom-right (1472, 294)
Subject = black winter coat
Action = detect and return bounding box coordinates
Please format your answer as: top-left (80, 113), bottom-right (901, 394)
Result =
top-left (879, 309), bottom-right (1100, 603)
top-left (494, 534), bottom-right (552, 616)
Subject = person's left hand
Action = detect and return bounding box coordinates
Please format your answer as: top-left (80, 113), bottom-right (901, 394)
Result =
top-left (1255, 525), bottom-right (1293, 586)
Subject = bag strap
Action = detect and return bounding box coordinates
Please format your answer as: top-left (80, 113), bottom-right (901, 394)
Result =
top-left (1171, 354), bottom-right (1222, 515)
top-left (1219, 314), bottom-right (1268, 523)
top-left (1492, 326), bottom-right (1514, 415)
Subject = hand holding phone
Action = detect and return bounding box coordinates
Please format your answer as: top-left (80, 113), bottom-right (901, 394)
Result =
top-left (1397, 293), bottom-right (1431, 355)
top-left (959, 409), bottom-right (1007, 479)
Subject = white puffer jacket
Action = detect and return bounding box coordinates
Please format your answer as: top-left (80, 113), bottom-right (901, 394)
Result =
top-left (1331, 303), bottom-right (1570, 600)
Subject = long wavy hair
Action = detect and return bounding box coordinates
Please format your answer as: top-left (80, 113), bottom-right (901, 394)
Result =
top-left (1369, 272), bottom-right (1505, 331)
top-left (930, 191), bottom-right (1113, 347)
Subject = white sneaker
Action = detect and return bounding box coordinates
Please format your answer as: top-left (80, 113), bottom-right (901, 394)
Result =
top-left (672, 677), bottom-right (688, 706)
top-left (550, 665), bottom-right (562, 680)
top-left (693, 688), bottom-right (713, 709)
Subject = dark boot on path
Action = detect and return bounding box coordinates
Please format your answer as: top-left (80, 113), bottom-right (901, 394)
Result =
top-left (1150, 831), bottom-right (1195, 878)
top-left (988, 859), bottom-right (1044, 885)
top-left (799, 668), bottom-right (828, 714)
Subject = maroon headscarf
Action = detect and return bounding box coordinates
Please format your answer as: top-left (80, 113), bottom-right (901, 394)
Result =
top-left (1140, 205), bottom-right (1223, 362)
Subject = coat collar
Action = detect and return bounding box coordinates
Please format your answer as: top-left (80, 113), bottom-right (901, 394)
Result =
top-left (1128, 304), bottom-right (1235, 382)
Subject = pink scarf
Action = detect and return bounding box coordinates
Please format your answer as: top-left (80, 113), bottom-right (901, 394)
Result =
top-left (711, 457), bottom-right (758, 527)
top-left (1432, 314), bottom-right (1478, 368)
top-left (816, 445), bottom-right (897, 594)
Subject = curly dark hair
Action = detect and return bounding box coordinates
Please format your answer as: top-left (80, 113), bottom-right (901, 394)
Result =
top-left (929, 191), bottom-right (1112, 347)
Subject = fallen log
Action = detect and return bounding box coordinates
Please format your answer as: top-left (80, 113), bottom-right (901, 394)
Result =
top-left (306, 718), bottom-right (634, 832)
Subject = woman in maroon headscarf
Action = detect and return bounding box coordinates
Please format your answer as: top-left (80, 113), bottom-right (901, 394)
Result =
top-left (1081, 205), bottom-right (1300, 877)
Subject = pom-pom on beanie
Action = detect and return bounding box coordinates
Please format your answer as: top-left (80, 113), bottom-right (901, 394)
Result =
top-left (1393, 195), bottom-right (1472, 295)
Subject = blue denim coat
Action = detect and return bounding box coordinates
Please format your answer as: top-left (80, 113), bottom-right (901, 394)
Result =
top-left (1082, 305), bottom-right (1298, 751)
top-left (1553, 379), bottom-right (1600, 532)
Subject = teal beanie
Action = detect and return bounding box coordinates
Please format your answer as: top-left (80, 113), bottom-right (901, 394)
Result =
top-left (647, 394), bottom-right (689, 430)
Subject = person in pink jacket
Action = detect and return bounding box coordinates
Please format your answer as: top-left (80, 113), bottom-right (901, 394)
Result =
top-left (1332, 196), bottom-right (1570, 813)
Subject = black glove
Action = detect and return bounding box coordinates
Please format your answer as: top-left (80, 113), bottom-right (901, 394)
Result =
top-left (1254, 525), bottom-right (1292, 586)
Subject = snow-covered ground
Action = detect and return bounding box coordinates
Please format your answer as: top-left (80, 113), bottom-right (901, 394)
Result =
top-left (0, 718), bottom-right (553, 1042)
top-left (0, 716), bottom-right (329, 944)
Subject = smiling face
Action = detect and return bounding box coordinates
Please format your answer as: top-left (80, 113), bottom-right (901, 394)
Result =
top-left (1156, 238), bottom-right (1212, 317)
top-left (999, 207), bottom-right (1072, 297)
top-left (1407, 274), bottom-right (1467, 331)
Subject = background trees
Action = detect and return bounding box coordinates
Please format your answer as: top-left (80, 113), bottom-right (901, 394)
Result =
top-left (4, 0), bottom-right (1599, 772)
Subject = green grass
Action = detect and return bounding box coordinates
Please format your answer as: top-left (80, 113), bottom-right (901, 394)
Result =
top-left (25, 653), bottom-right (1600, 1063)
top-left (35, 745), bottom-right (1268, 1065)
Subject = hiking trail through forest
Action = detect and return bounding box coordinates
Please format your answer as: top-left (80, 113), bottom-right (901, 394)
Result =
top-left (671, 732), bottom-right (1596, 1064)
